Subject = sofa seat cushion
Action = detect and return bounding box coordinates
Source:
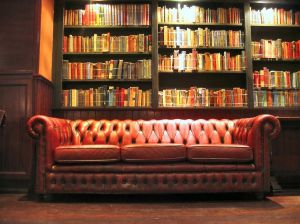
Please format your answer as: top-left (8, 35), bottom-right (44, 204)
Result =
top-left (54, 145), bottom-right (120, 163)
top-left (121, 144), bottom-right (186, 162)
top-left (187, 144), bottom-right (253, 163)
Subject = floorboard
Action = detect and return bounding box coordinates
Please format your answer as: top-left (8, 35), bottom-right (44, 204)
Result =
top-left (1, 193), bottom-right (300, 224)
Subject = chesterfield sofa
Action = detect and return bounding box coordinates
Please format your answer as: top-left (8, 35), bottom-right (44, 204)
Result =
top-left (27, 114), bottom-right (280, 198)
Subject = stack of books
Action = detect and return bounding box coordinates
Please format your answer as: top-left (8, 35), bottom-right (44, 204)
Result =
top-left (252, 39), bottom-right (300, 59)
top-left (158, 5), bottom-right (241, 24)
top-left (251, 7), bottom-right (300, 25)
top-left (63, 33), bottom-right (152, 53)
top-left (159, 27), bottom-right (244, 48)
top-left (62, 59), bottom-right (151, 80)
top-left (253, 68), bottom-right (300, 89)
top-left (62, 87), bottom-right (152, 107)
top-left (159, 50), bottom-right (246, 72)
top-left (159, 87), bottom-right (247, 107)
top-left (64, 4), bottom-right (150, 26)
top-left (254, 89), bottom-right (300, 107)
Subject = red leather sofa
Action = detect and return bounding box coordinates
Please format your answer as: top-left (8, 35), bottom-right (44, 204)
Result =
top-left (27, 114), bottom-right (280, 197)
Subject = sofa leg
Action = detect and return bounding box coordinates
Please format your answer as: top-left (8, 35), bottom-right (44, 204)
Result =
top-left (255, 192), bottom-right (266, 200)
top-left (38, 194), bottom-right (54, 202)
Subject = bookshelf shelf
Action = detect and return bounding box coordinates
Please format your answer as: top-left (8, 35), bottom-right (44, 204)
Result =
top-left (159, 71), bottom-right (246, 74)
top-left (253, 58), bottom-right (300, 62)
top-left (254, 87), bottom-right (300, 91)
top-left (63, 52), bottom-right (152, 56)
top-left (251, 24), bottom-right (300, 28)
top-left (64, 25), bottom-right (151, 29)
top-left (158, 22), bottom-right (243, 27)
top-left (53, 0), bottom-right (300, 111)
top-left (158, 106), bottom-right (248, 109)
top-left (59, 106), bottom-right (152, 110)
top-left (62, 79), bottom-right (152, 83)
top-left (159, 47), bottom-right (245, 50)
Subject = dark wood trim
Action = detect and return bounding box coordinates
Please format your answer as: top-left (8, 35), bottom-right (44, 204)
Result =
top-left (52, 0), bottom-right (64, 108)
top-left (244, 0), bottom-right (254, 108)
top-left (152, 0), bottom-right (158, 108)
top-left (33, 0), bottom-right (42, 74)
top-left (0, 70), bottom-right (33, 76)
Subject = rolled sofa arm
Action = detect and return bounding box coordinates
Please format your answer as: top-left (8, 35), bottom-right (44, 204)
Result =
top-left (27, 115), bottom-right (72, 169)
top-left (233, 114), bottom-right (281, 170)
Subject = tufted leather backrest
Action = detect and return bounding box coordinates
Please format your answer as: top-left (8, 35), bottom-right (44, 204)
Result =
top-left (70, 119), bottom-right (236, 146)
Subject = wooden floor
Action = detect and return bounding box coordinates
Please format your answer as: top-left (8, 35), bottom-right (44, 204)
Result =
top-left (1, 193), bottom-right (300, 224)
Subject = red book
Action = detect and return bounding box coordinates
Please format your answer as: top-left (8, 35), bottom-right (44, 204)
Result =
top-left (85, 4), bottom-right (90, 26)
top-left (253, 71), bottom-right (259, 88)
top-left (63, 36), bottom-right (67, 53)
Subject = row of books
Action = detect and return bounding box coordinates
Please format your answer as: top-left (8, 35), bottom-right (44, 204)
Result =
top-left (252, 39), bottom-right (300, 59)
top-left (158, 87), bottom-right (247, 107)
top-left (63, 34), bottom-right (152, 53)
top-left (251, 8), bottom-right (300, 25)
top-left (159, 50), bottom-right (246, 72)
top-left (159, 26), bottom-right (244, 48)
top-left (253, 68), bottom-right (300, 89)
top-left (64, 4), bottom-right (150, 26)
top-left (62, 59), bottom-right (152, 80)
top-left (62, 87), bottom-right (152, 108)
top-left (158, 5), bottom-right (241, 24)
top-left (254, 90), bottom-right (300, 107)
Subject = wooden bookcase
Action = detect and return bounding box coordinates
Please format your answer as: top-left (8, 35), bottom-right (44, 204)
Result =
top-left (52, 0), bottom-right (300, 111)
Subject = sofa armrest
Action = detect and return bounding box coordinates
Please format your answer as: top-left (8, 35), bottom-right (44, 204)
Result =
top-left (27, 115), bottom-right (72, 170)
top-left (233, 114), bottom-right (280, 183)
top-left (27, 115), bottom-right (72, 193)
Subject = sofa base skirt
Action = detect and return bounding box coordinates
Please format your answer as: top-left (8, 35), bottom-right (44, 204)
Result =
top-left (43, 172), bottom-right (264, 194)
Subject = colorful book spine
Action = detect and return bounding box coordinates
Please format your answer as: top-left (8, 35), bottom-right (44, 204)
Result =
top-left (251, 7), bottom-right (300, 25)
top-left (158, 87), bottom-right (247, 107)
top-left (63, 34), bottom-right (152, 53)
top-left (159, 50), bottom-right (245, 72)
top-left (252, 39), bottom-right (300, 59)
top-left (64, 4), bottom-right (150, 26)
top-left (253, 68), bottom-right (300, 89)
top-left (159, 27), bottom-right (244, 48)
top-left (254, 90), bottom-right (300, 107)
top-left (62, 87), bottom-right (152, 108)
top-left (62, 59), bottom-right (151, 80)
top-left (157, 5), bottom-right (240, 24)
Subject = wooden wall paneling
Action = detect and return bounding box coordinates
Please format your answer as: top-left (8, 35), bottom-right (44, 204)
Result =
top-left (33, 75), bottom-right (53, 116)
top-left (95, 110), bottom-right (111, 120)
top-left (271, 118), bottom-right (300, 189)
top-left (0, 0), bottom-right (36, 73)
top-left (0, 74), bottom-right (33, 191)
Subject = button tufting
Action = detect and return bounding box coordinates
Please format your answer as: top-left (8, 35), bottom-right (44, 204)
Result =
top-left (163, 177), bottom-right (168, 185)
top-left (232, 177), bottom-right (238, 184)
top-left (101, 177), bottom-right (107, 185)
top-left (143, 178), bottom-right (148, 185)
top-left (72, 178), bottom-right (76, 185)
top-left (51, 178), bottom-right (56, 185)
top-left (192, 178), bottom-right (198, 184)
top-left (183, 178), bottom-right (188, 184)
top-left (212, 176), bottom-right (217, 184)
top-left (60, 177), bottom-right (66, 185)
top-left (173, 178), bottom-right (178, 185)
top-left (221, 176), bottom-right (227, 184)
top-left (81, 178), bottom-right (87, 185)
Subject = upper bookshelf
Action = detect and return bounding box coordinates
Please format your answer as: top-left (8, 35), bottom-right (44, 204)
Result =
top-left (59, 1), bottom-right (153, 108)
top-left (250, 3), bottom-right (300, 108)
